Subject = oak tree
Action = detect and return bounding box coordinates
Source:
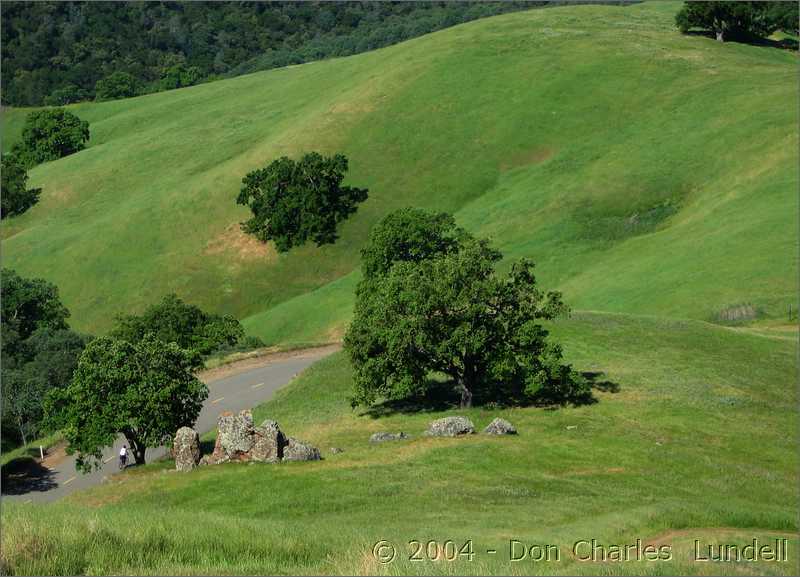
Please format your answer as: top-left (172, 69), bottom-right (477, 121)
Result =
top-left (345, 209), bottom-right (588, 409)
top-left (47, 334), bottom-right (208, 470)
top-left (237, 152), bottom-right (368, 252)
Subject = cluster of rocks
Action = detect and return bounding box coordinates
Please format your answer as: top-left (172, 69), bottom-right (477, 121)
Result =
top-left (173, 410), bottom-right (320, 472)
top-left (424, 416), bottom-right (516, 436)
top-left (175, 413), bottom-right (519, 471)
top-left (369, 416), bottom-right (517, 443)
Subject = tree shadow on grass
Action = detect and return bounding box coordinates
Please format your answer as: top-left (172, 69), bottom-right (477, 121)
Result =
top-left (361, 372), bottom-right (621, 418)
top-left (537, 370), bottom-right (621, 410)
top-left (1, 457), bottom-right (58, 495)
top-left (361, 379), bottom-right (458, 419)
top-left (582, 371), bottom-right (621, 394)
top-left (684, 30), bottom-right (798, 50)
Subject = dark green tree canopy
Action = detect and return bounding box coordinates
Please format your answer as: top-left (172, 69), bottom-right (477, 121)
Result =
top-left (360, 207), bottom-right (464, 278)
top-left (12, 108), bottom-right (89, 167)
top-left (1, 268), bottom-right (70, 348)
top-left (43, 84), bottom-right (89, 106)
top-left (345, 209), bottom-right (588, 409)
top-left (2, 327), bottom-right (88, 446)
top-left (767, 2), bottom-right (800, 36)
top-left (1, 155), bottom-right (41, 219)
top-left (110, 293), bottom-right (244, 359)
top-left (0, 1), bottom-right (541, 106)
top-left (675, 1), bottom-right (795, 42)
top-left (237, 152), bottom-right (368, 253)
top-left (159, 62), bottom-right (202, 91)
top-left (46, 334), bottom-right (208, 471)
top-left (94, 71), bottom-right (138, 101)
top-left (1, 269), bottom-right (86, 446)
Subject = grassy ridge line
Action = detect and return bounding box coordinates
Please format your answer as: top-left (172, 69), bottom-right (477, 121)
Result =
top-left (1, 2), bottom-right (796, 341)
top-left (2, 311), bottom-right (796, 575)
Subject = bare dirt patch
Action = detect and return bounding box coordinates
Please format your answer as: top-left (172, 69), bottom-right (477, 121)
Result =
top-left (40, 442), bottom-right (68, 469)
top-left (49, 185), bottom-right (75, 205)
top-left (500, 146), bottom-right (555, 171)
top-left (205, 223), bottom-right (277, 263)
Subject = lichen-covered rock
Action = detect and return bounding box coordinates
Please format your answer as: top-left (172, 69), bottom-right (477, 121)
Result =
top-left (369, 432), bottom-right (408, 443)
top-left (283, 437), bottom-right (321, 461)
top-left (483, 418), bottom-right (517, 435)
top-left (217, 410), bottom-right (254, 456)
top-left (426, 416), bottom-right (475, 437)
top-left (173, 426), bottom-right (201, 471)
top-left (250, 419), bottom-right (284, 463)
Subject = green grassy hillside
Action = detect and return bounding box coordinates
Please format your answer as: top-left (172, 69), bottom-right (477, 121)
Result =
top-left (2, 1), bottom-right (796, 340)
top-left (3, 313), bottom-right (797, 575)
top-left (2, 4), bottom-right (798, 574)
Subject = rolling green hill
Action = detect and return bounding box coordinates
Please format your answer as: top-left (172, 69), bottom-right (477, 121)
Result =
top-left (2, 1), bottom-right (796, 341)
top-left (2, 3), bottom-right (798, 575)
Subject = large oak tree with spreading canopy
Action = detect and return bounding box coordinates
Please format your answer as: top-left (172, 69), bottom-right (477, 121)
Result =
top-left (345, 208), bottom-right (588, 409)
top-left (46, 334), bottom-right (208, 470)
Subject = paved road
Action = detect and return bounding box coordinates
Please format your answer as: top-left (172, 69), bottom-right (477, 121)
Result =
top-left (2, 347), bottom-right (335, 503)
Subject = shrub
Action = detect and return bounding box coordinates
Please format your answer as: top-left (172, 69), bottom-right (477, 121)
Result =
top-left (110, 293), bottom-right (244, 357)
top-left (1, 155), bottom-right (41, 218)
top-left (12, 109), bottom-right (89, 167)
top-left (95, 71), bottom-right (137, 101)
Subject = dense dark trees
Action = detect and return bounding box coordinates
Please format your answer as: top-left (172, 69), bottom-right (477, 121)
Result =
top-left (676, 1), bottom-right (798, 42)
top-left (0, 273), bottom-right (245, 453)
top-left (12, 108), bottom-right (89, 167)
top-left (1, 269), bottom-right (88, 446)
top-left (1, 155), bottom-right (41, 218)
top-left (345, 209), bottom-right (588, 409)
top-left (40, 293), bottom-right (244, 469)
top-left (1, 1), bottom-right (545, 106)
top-left (111, 293), bottom-right (245, 359)
top-left (94, 71), bottom-right (138, 101)
top-left (238, 152), bottom-right (368, 252)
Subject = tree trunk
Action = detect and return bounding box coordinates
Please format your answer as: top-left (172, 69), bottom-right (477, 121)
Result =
top-left (715, 30), bottom-right (724, 42)
top-left (458, 382), bottom-right (473, 409)
top-left (133, 444), bottom-right (146, 465)
top-left (126, 435), bottom-right (147, 465)
top-left (17, 415), bottom-right (27, 447)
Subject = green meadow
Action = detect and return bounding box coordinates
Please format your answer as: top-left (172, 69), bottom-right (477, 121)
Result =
top-left (1, 1), bottom-right (798, 575)
top-left (3, 313), bottom-right (798, 575)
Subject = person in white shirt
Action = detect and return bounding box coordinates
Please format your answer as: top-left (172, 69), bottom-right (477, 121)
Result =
top-left (118, 445), bottom-right (128, 469)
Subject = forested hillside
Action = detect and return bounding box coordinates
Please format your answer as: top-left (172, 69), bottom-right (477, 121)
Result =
top-left (1, 1), bottom-right (545, 106)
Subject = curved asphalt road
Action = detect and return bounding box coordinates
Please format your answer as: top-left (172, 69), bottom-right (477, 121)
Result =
top-left (2, 346), bottom-right (336, 503)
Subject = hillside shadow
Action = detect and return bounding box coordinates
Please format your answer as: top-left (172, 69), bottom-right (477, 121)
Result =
top-left (362, 372), bottom-right (620, 418)
top-left (1, 458), bottom-right (58, 495)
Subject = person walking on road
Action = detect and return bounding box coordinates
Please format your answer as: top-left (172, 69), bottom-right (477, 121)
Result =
top-left (119, 445), bottom-right (128, 469)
